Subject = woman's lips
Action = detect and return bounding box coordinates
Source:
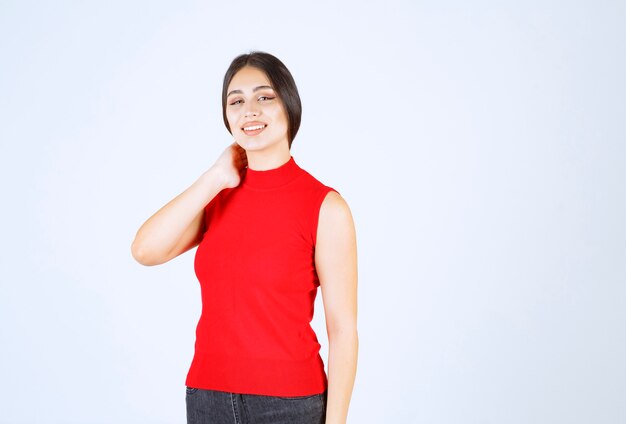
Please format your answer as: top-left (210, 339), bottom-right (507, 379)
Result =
top-left (242, 123), bottom-right (267, 137)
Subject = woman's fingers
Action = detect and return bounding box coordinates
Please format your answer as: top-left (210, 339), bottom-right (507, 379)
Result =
top-left (233, 141), bottom-right (248, 166)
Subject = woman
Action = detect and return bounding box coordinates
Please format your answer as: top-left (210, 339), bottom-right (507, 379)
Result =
top-left (131, 51), bottom-right (358, 424)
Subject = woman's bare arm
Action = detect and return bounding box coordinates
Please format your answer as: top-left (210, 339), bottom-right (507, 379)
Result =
top-left (131, 142), bottom-right (247, 266)
top-left (316, 191), bottom-right (358, 424)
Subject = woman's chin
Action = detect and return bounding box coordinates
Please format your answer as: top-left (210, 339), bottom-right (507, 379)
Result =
top-left (237, 139), bottom-right (266, 152)
top-left (237, 137), bottom-right (285, 153)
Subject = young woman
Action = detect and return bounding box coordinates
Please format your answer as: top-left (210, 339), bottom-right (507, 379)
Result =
top-left (131, 52), bottom-right (358, 424)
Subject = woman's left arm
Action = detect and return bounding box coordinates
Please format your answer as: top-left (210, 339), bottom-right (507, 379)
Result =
top-left (316, 191), bottom-right (359, 424)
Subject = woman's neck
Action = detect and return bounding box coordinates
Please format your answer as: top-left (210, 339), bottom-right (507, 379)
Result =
top-left (245, 142), bottom-right (292, 171)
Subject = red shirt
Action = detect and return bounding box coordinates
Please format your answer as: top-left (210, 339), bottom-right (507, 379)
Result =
top-left (186, 156), bottom-right (338, 396)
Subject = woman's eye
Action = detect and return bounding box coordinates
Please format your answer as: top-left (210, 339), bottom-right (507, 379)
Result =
top-left (258, 96), bottom-right (275, 102)
top-left (230, 99), bottom-right (243, 106)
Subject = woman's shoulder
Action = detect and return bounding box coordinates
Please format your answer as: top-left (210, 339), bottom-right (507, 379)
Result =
top-left (319, 190), bottom-right (350, 216)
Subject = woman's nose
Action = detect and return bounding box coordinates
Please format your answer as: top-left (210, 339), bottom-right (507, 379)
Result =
top-left (244, 103), bottom-right (260, 118)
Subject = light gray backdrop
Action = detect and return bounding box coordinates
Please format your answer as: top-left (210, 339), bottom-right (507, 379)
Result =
top-left (1, 1), bottom-right (625, 423)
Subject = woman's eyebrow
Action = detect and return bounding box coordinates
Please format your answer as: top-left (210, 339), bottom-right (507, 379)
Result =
top-left (227, 85), bottom-right (274, 97)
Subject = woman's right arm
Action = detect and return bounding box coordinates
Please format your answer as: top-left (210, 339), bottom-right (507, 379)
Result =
top-left (131, 142), bottom-right (247, 266)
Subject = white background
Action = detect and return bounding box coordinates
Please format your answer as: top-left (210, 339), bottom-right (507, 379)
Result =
top-left (1, 1), bottom-right (625, 423)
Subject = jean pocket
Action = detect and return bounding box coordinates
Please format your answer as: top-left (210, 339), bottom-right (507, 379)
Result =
top-left (186, 386), bottom-right (199, 396)
top-left (275, 393), bottom-right (320, 400)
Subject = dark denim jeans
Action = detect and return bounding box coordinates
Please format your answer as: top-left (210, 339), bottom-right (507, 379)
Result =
top-left (185, 386), bottom-right (327, 424)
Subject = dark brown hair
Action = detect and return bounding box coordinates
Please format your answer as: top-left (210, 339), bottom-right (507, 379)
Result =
top-left (222, 51), bottom-right (302, 148)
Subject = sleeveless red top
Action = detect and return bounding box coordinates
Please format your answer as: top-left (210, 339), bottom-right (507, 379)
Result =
top-left (186, 156), bottom-right (338, 396)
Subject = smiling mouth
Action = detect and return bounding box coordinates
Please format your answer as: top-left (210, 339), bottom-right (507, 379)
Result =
top-left (242, 124), bottom-right (267, 136)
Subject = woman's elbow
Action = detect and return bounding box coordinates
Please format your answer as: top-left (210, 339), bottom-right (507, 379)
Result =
top-left (131, 238), bottom-right (165, 266)
top-left (327, 325), bottom-right (359, 341)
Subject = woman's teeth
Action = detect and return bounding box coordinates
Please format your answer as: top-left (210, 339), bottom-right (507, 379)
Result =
top-left (243, 124), bottom-right (266, 131)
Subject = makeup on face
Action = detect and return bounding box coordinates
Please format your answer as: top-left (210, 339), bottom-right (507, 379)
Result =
top-left (227, 88), bottom-right (282, 136)
top-left (228, 87), bottom-right (278, 136)
top-left (225, 67), bottom-right (289, 152)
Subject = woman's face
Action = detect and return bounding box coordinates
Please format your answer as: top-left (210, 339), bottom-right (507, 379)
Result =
top-left (226, 66), bottom-right (289, 154)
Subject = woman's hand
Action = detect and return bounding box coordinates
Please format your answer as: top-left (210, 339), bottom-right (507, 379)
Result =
top-left (209, 141), bottom-right (248, 189)
top-left (131, 140), bottom-right (248, 266)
